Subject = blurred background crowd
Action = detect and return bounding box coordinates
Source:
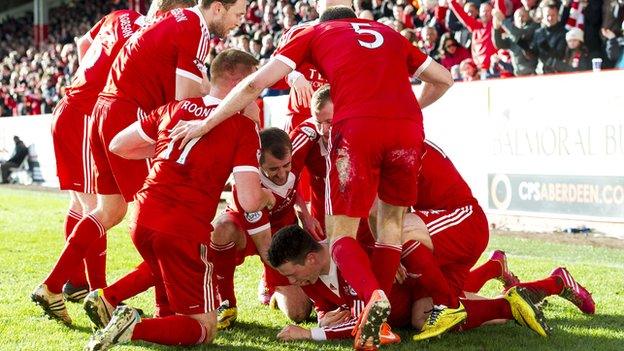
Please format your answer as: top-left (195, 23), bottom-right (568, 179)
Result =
top-left (1, 0), bottom-right (623, 116)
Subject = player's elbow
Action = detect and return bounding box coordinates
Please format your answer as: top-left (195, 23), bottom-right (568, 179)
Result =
top-left (108, 135), bottom-right (127, 157)
top-left (439, 70), bottom-right (454, 89)
top-left (238, 190), bottom-right (265, 213)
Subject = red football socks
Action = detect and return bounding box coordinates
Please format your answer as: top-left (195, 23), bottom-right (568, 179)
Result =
top-left (401, 241), bottom-right (459, 308)
top-left (331, 236), bottom-right (379, 302)
top-left (516, 276), bottom-right (564, 301)
top-left (64, 209), bottom-right (88, 287)
top-left (371, 242), bottom-right (402, 297)
top-left (85, 234), bottom-right (107, 289)
top-left (103, 261), bottom-right (153, 307)
top-left (460, 298), bottom-right (512, 331)
top-left (45, 215), bottom-right (106, 293)
top-left (132, 315), bottom-right (206, 345)
top-left (463, 259), bottom-right (502, 293)
top-left (210, 241), bottom-right (237, 306)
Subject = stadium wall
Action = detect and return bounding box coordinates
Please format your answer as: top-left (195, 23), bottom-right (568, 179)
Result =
top-left (264, 70), bottom-right (624, 238)
top-left (1, 71), bottom-right (622, 237)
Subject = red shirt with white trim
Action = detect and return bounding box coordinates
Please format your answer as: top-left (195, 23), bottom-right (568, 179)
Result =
top-left (101, 6), bottom-right (210, 112)
top-left (134, 95), bottom-right (260, 241)
top-left (413, 141), bottom-right (477, 210)
top-left (229, 169), bottom-right (300, 235)
top-left (274, 18), bottom-right (431, 124)
top-left (65, 10), bottom-right (145, 112)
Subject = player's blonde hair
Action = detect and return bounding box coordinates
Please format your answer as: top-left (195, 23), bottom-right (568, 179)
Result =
top-left (209, 49), bottom-right (259, 83)
top-left (147, 0), bottom-right (196, 18)
top-left (311, 85), bottom-right (331, 117)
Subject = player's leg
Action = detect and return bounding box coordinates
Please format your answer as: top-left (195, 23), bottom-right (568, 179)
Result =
top-left (464, 250), bottom-right (520, 293)
top-left (272, 285), bottom-right (313, 323)
top-left (61, 191), bottom-right (90, 303)
top-left (326, 119), bottom-right (389, 350)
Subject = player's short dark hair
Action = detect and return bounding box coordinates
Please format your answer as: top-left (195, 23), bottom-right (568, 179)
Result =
top-left (260, 127), bottom-right (292, 164)
top-left (200, 0), bottom-right (239, 9)
top-left (268, 225), bottom-right (323, 267)
top-left (210, 49), bottom-right (258, 82)
top-left (320, 6), bottom-right (357, 22)
top-left (311, 84), bottom-right (331, 117)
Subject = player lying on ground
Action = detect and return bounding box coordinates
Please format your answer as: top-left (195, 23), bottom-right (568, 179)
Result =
top-left (268, 225), bottom-right (549, 345)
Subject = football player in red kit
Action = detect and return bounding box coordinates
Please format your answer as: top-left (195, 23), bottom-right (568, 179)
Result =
top-left (168, 7), bottom-right (453, 348)
top-left (84, 49), bottom-right (274, 350)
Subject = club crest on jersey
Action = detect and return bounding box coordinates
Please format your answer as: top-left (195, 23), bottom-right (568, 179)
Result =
top-left (245, 211), bottom-right (262, 223)
top-left (194, 58), bottom-right (207, 74)
top-left (301, 126), bottom-right (317, 139)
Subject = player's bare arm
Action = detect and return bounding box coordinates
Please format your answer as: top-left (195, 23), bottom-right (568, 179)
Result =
top-left (249, 228), bottom-right (272, 264)
top-left (109, 121), bottom-right (156, 159)
top-left (277, 324), bottom-right (313, 341)
top-left (170, 59), bottom-right (293, 148)
top-left (295, 192), bottom-right (323, 240)
top-left (287, 70), bottom-right (313, 111)
top-left (416, 59), bottom-right (454, 109)
top-left (233, 171), bottom-right (276, 212)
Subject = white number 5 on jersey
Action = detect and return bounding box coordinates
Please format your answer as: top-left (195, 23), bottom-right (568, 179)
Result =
top-left (351, 23), bottom-right (384, 49)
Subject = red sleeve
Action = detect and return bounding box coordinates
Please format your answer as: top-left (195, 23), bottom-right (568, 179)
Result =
top-left (405, 38), bottom-right (432, 76)
top-left (232, 117), bottom-right (261, 173)
top-left (175, 12), bottom-right (209, 84)
top-left (289, 123), bottom-right (319, 177)
top-left (87, 15), bottom-right (107, 41)
top-left (273, 26), bottom-right (316, 71)
top-left (231, 185), bottom-right (271, 235)
top-left (312, 317), bottom-right (358, 340)
top-left (448, 0), bottom-right (482, 32)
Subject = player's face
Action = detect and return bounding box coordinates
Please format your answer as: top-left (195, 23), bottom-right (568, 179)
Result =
top-left (211, 0), bottom-right (247, 38)
top-left (261, 151), bottom-right (292, 186)
top-left (277, 259), bottom-right (319, 286)
top-left (314, 101), bottom-right (333, 141)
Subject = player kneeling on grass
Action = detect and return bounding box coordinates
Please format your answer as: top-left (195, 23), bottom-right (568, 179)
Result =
top-left (269, 225), bottom-right (552, 346)
top-left (83, 49), bottom-right (275, 350)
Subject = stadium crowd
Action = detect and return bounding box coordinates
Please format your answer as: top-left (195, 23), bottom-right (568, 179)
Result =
top-left (1, 0), bottom-right (623, 117)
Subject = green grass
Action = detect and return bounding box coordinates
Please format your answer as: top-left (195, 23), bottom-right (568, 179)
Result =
top-left (1, 187), bottom-right (623, 350)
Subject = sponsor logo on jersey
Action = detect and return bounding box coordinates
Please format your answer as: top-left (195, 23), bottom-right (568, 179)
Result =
top-left (245, 211), bottom-right (262, 223)
top-left (301, 126), bottom-right (317, 139)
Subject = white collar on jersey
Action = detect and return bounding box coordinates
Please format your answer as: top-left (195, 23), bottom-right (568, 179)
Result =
top-left (189, 5), bottom-right (209, 32)
top-left (259, 171), bottom-right (296, 198)
top-left (134, 15), bottom-right (148, 27)
top-left (319, 258), bottom-right (340, 297)
top-left (202, 95), bottom-right (221, 106)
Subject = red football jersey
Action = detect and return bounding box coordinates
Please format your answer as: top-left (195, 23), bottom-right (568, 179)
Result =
top-left (101, 6), bottom-right (210, 112)
top-left (274, 21), bottom-right (328, 118)
top-left (413, 140), bottom-right (477, 210)
top-left (229, 169), bottom-right (300, 235)
top-left (65, 10), bottom-right (145, 111)
top-left (274, 18), bottom-right (432, 123)
top-left (289, 119), bottom-right (328, 226)
top-left (134, 95), bottom-right (260, 241)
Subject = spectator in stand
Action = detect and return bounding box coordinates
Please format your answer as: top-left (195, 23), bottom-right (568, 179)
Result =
top-left (602, 0), bottom-right (624, 37)
top-left (530, 0), bottom-right (568, 73)
top-left (439, 33), bottom-right (472, 69)
top-left (260, 34), bottom-right (276, 63)
top-left (359, 9), bottom-right (376, 20)
top-left (1, 136), bottom-right (29, 183)
top-left (522, 0), bottom-right (541, 22)
top-left (372, 0), bottom-right (394, 19)
top-left (448, 0), bottom-right (499, 69)
top-left (555, 27), bottom-right (592, 71)
top-left (486, 50), bottom-right (516, 77)
top-left (493, 7), bottom-right (539, 75)
top-left (250, 38), bottom-right (263, 59)
top-left (603, 24), bottom-right (624, 68)
top-left (460, 57), bottom-right (481, 80)
top-left (420, 26), bottom-right (441, 59)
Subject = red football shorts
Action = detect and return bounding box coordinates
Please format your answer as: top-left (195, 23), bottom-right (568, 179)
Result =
top-left (131, 223), bottom-right (218, 315)
top-left (51, 97), bottom-right (95, 193)
top-left (414, 204), bottom-right (489, 295)
top-left (326, 118), bottom-right (424, 218)
top-left (89, 96), bottom-right (149, 201)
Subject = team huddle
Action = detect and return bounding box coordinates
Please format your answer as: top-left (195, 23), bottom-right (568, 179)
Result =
top-left (30, 0), bottom-right (595, 350)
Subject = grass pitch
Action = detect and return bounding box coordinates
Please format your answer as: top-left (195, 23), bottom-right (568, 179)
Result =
top-left (1, 187), bottom-right (623, 350)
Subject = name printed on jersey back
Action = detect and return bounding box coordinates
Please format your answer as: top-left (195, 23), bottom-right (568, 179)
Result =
top-left (180, 100), bottom-right (212, 118)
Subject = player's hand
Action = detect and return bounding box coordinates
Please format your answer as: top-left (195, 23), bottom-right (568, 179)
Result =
top-left (601, 28), bottom-right (616, 40)
top-left (277, 325), bottom-right (312, 341)
top-left (395, 264), bottom-right (407, 284)
top-left (291, 75), bottom-right (313, 111)
top-left (169, 118), bottom-right (212, 149)
top-left (319, 307), bottom-right (352, 327)
top-left (301, 214), bottom-right (324, 241)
